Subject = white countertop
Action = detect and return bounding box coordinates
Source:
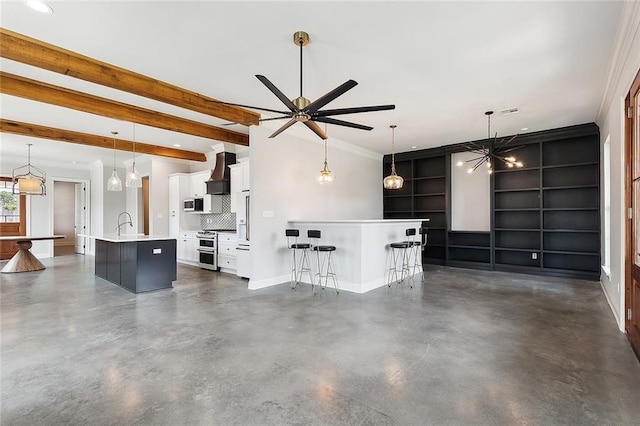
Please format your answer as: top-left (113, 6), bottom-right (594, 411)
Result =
top-left (288, 219), bottom-right (429, 223)
top-left (79, 234), bottom-right (176, 243)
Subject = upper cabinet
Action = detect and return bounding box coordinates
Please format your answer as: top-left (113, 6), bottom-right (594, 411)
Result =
top-left (229, 159), bottom-right (249, 213)
top-left (190, 171), bottom-right (210, 197)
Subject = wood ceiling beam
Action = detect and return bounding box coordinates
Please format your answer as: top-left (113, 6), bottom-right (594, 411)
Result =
top-left (0, 28), bottom-right (260, 126)
top-left (0, 72), bottom-right (249, 146)
top-left (0, 119), bottom-right (207, 162)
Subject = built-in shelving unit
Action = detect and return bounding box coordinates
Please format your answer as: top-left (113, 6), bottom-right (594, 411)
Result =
top-left (383, 122), bottom-right (600, 280)
top-left (383, 155), bottom-right (447, 264)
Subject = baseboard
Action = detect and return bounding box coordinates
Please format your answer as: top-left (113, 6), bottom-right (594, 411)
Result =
top-left (600, 276), bottom-right (624, 332)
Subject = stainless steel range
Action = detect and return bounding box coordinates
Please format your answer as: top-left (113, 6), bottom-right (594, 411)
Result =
top-left (196, 231), bottom-right (218, 270)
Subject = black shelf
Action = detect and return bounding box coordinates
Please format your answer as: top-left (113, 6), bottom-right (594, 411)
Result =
top-left (383, 122), bottom-right (600, 280)
top-left (494, 187), bottom-right (541, 193)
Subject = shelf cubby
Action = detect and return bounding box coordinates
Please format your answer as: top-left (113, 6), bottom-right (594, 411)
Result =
top-left (495, 249), bottom-right (541, 267)
top-left (495, 169), bottom-right (540, 191)
top-left (495, 211), bottom-right (540, 229)
top-left (543, 210), bottom-right (599, 231)
top-left (543, 231), bottom-right (599, 253)
top-left (542, 164), bottom-right (598, 187)
top-left (495, 230), bottom-right (540, 250)
top-left (495, 190), bottom-right (540, 210)
top-left (543, 187), bottom-right (598, 209)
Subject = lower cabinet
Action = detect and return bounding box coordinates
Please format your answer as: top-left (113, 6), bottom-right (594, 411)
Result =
top-left (217, 232), bottom-right (238, 273)
top-left (177, 232), bottom-right (198, 265)
top-left (95, 239), bottom-right (177, 293)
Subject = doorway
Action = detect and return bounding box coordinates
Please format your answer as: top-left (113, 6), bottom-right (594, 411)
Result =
top-left (52, 178), bottom-right (88, 257)
top-left (625, 69), bottom-right (640, 357)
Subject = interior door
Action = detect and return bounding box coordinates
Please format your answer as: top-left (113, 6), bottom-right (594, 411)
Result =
top-left (0, 178), bottom-right (26, 260)
top-left (626, 69), bottom-right (640, 357)
top-left (74, 182), bottom-right (86, 254)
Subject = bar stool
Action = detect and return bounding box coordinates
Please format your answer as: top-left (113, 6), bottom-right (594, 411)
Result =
top-left (307, 230), bottom-right (338, 294)
top-left (410, 227), bottom-right (428, 283)
top-left (286, 229), bottom-right (313, 289)
top-left (387, 228), bottom-right (416, 287)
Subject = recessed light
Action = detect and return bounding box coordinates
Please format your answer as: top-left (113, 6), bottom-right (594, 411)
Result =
top-left (520, 127), bottom-right (529, 131)
top-left (26, 0), bottom-right (54, 14)
top-left (173, 144), bottom-right (181, 147)
top-left (411, 146), bottom-right (417, 149)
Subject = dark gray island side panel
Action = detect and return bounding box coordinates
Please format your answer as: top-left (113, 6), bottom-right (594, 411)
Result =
top-left (94, 239), bottom-right (176, 293)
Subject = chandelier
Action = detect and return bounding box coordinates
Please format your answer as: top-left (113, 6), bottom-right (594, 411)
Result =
top-left (12, 143), bottom-right (46, 196)
top-left (457, 111), bottom-right (523, 174)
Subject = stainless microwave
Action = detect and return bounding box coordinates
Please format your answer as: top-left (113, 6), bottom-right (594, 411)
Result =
top-left (184, 198), bottom-right (204, 212)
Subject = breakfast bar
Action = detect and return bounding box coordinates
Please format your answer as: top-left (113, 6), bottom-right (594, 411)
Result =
top-left (288, 219), bottom-right (427, 293)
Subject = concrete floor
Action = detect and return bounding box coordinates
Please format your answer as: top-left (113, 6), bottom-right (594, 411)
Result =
top-left (1, 255), bottom-right (639, 426)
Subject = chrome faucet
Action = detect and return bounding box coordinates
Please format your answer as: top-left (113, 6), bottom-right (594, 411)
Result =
top-left (116, 211), bottom-right (133, 236)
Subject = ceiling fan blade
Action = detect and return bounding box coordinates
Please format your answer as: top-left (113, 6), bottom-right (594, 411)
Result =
top-left (313, 116), bottom-right (373, 131)
top-left (305, 80), bottom-right (358, 113)
top-left (223, 115), bottom-right (293, 126)
top-left (256, 75), bottom-right (298, 111)
top-left (209, 100), bottom-right (290, 115)
top-left (304, 120), bottom-right (328, 140)
top-left (314, 104), bottom-right (396, 117)
top-left (268, 118), bottom-right (298, 138)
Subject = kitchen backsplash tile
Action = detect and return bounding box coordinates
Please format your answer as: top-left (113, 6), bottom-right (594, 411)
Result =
top-left (200, 195), bottom-right (236, 230)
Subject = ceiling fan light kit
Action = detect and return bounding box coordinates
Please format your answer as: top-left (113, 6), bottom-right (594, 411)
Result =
top-left (456, 111), bottom-right (524, 174)
top-left (317, 124), bottom-right (335, 185)
top-left (217, 31), bottom-right (395, 140)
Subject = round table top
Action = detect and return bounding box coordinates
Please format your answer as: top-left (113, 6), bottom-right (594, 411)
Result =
top-left (0, 235), bottom-right (65, 242)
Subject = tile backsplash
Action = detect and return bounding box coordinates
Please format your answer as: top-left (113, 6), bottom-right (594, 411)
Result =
top-left (200, 194), bottom-right (236, 230)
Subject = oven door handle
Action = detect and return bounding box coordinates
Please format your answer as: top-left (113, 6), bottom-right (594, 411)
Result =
top-left (197, 249), bottom-right (217, 253)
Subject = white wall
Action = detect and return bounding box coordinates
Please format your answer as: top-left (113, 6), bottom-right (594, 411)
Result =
top-left (0, 157), bottom-right (91, 258)
top-left (596, 2), bottom-right (640, 331)
top-left (248, 124), bottom-right (383, 290)
top-left (53, 181), bottom-right (76, 246)
top-left (451, 152), bottom-right (491, 231)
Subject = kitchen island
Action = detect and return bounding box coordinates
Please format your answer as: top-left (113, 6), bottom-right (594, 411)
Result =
top-left (288, 219), bottom-right (427, 293)
top-left (81, 234), bottom-right (176, 293)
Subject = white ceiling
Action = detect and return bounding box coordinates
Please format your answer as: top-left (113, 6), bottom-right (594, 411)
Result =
top-left (0, 0), bottom-right (624, 168)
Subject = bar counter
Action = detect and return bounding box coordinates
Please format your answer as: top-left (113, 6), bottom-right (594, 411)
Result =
top-left (287, 219), bottom-right (428, 293)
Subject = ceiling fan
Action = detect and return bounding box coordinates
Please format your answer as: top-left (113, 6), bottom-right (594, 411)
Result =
top-left (216, 31), bottom-right (396, 140)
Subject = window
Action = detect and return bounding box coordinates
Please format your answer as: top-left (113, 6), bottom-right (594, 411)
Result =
top-left (603, 134), bottom-right (611, 275)
top-left (0, 179), bottom-right (20, 223)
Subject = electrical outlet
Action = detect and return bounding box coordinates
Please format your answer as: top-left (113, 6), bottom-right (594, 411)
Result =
top-left (531, 253), bottom-right (537, 260)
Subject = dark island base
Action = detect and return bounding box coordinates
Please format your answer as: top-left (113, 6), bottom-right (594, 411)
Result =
top-left (95, 239), bottom-right (177, 293)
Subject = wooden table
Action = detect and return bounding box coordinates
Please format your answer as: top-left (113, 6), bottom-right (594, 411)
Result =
top-left (0, 235), bottom-right (65, 273)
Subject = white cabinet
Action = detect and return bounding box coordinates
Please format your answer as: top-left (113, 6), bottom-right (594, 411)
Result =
top-left (177, 231), bottom-right (198, 264)
top-left (229, 164), bottom-right (241, 213)
top-left (217, 232), bottom-right (238, 273)
top-left (201, 195), bottom-right (223, 214)
top-left (229, 160), bottom-right (249, 214)
top-left (169, 173), bottom-right (192, 237)
top-left (190, 171), bottom-right (210, 197)
top-left (240, 159), bottom-right (250, 191)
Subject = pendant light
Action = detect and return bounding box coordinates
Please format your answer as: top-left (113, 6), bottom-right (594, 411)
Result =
top-left (317, 124), bottom-right (335, 185)
top-left (106, 131), bottom-right (123, 192)
top-left (456, 111), bottom-right (524, 174)
top-left (12, 143), bottom-right (46, 196)
top-left (383, 124), bottom-right (404, 190)
top-left (126, 124), bottom-right (142, 188)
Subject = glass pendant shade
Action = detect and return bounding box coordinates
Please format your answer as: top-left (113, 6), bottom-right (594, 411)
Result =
top-left (126, 166), bottom-right (141, 188)
top-left (12, 144), bottom-right (46, 196)
top-left (107, 131), bottom-right (123, 192)
top-left (383, 124), bottom-right (403, 190)
top-left (107, 169), bottom-right (123, 191)
top-left (125, 124), bottom-right (142, 188)
top-left (383, 172), bottom-right (404, 190)
top-left (317, 167), bottom-right (335, 185)
top-left (317, 129), bottom-right (335, 185)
